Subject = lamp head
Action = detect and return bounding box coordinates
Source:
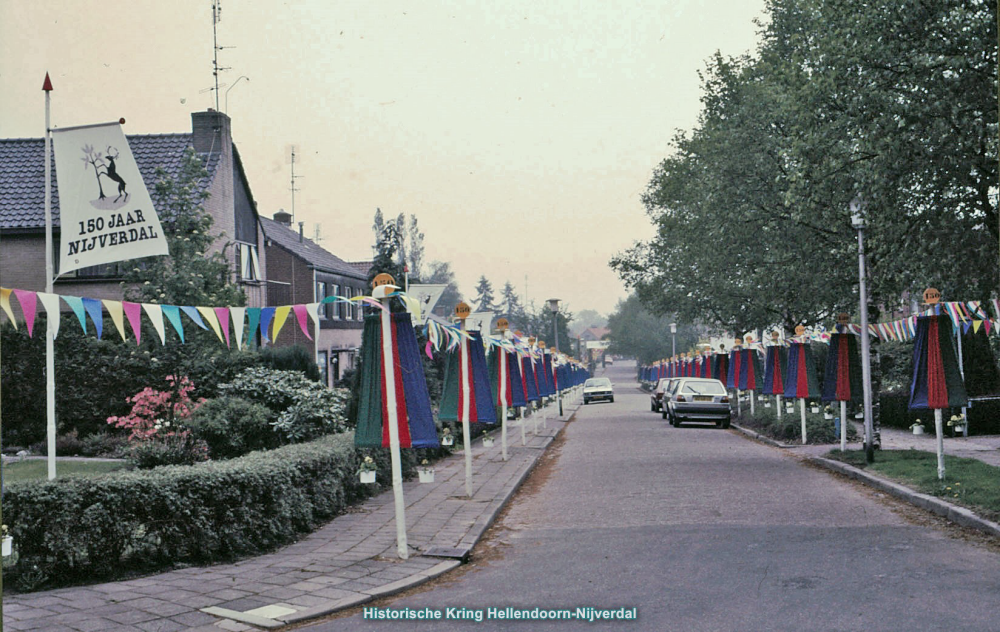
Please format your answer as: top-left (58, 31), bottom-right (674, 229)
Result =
top-left (547, 298), bottom-right (561, 313)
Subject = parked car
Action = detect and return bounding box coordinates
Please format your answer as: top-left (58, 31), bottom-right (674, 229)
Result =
top-left (650, 377), bottom-right (678, 412)
top-left (664, 378), bottom-right (730, 428)
top-left (583, 377), bottom-right (614, 404)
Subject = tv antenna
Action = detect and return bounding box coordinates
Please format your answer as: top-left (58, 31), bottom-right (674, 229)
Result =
top-left (290, 146), bottom-right (304, 223)
top-left (313, 223), bottom-right (323, 243)
top-left (211, 0), bottom-right (234, 111)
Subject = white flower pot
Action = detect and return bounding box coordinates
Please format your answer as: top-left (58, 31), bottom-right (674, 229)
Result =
top-left (912, 426), bottom-right (925, 435)
top-left (418, 469), bottom-right (435, 483)
top-left (811, 406), bottom-right (820, 414)
top-left (824, 413), bottom-right (833, 420)
top-left (2, 536), bottom-right (11, 557)
top-left (786, 405), bottom-right (795, 413)
top-left (952, 425), bottom-right (966, 435)
top-left (442, 436), bottom-right (454, 446)
top-left (359, 470), bottom-right (376, 484)
top-left (855, 413), bottom-right (864, 419)
top-left (482, 437), bottom-right (495, 447)
top-left (764, 401), bottom-right (771, 408)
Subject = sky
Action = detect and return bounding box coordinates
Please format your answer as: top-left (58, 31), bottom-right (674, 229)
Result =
top-left (0, 0), bottom-right (767, 318)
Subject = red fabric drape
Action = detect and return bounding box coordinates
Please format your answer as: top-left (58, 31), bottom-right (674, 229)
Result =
top-left (381, 317), bottom-right (412, 448)
top-left (795, 345), bottom-right (808, 398)
top-left (835, 337), bottom-right (851, 401)
top-left (926, 318), bottom-right (949, 409)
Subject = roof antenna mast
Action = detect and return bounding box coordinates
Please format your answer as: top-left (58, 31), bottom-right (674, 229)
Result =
top-left (211, 1), bottom-right (231, 111)
top-left (290, 146), bottom-right (303, 224)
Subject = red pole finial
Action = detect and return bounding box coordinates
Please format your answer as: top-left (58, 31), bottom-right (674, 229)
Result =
top-left (42, 72), bottom-right (53, 92)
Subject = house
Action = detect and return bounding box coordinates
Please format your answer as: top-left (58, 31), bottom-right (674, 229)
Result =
top-left (261, 212), bottom-right (369, 386)
top-left (0, 110), bottom-right (267, 307)
top-left (579, 326), bottom-right (610, 343)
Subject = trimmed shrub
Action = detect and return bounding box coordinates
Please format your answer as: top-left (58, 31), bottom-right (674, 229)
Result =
top-left (185, 397), bottom-right (280, 458)
top-left (219, 367), bottom-right (351, 441)
top-left (260, 344), bottom-right (322, 382)
top-left (2, 433), bottom-right (416, 591)
top-left (126, 433), bottom-right (210, 469)
top-left (738, 408), bottom-right (858, 444)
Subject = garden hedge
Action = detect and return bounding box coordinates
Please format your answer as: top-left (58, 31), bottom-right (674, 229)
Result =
top-left (3, 432), bottom-right (445, 592)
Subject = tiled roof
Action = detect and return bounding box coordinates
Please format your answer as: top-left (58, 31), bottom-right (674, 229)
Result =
top-left (260, 217), bottom-right (365, 279)
top-left (348, 260), bottom-right (373, 276)
top-left (0, 134), bottom-right (220, 230)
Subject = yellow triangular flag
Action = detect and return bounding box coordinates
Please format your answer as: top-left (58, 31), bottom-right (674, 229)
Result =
top-left (272, 305), bottom-right (291, 342)
top-left (973, 320), bottom-right (983, 334)
top-left (37, 292), bottom-right (61, 338)
top-left (141, 303), bottom-right (167, 345)
top-left (1, 288), bottom-right (18, 329)
top-left (102, 300), bottom-right (128, 341)
top-left (197, 306), bottom-right (225, 344)
top-left (230, 307), bottom-right (246, 350)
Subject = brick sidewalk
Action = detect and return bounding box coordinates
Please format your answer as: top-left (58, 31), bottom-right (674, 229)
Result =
top-left (2, 399), bottom-right (578, 632)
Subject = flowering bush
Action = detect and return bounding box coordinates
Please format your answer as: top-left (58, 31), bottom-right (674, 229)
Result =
top-left (126, 433), bottom-right (209, 469)
top-left (107, 375), bottom-right (203, 440)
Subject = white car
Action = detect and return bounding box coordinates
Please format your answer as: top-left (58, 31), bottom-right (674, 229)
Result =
top-left (583, 377), bottom-right (614, 404)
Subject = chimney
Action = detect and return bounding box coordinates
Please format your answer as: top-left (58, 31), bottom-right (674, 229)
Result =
top-left (298, 221), bottom-right (304, 243)
top-left (191, 110), bottom-right (232, 155)
top-left (273, 210), bottom-right (292, 226)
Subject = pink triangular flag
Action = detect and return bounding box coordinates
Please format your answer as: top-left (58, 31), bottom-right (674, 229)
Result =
top-left (214, 307), bottom-right (231, 348)
top-left (122, 302), bottom-right (143, 344)
top-left (12, 290), bottom-right (38, 337)
top-left (292, 304), bottom-right (312, 340)
top-left (985, 319), bottom-right (993, 335)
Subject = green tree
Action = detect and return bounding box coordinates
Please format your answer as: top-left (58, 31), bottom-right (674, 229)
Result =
top-left (472, 275), bottom-right (496, 312)
top-left (605, 295), bottom-right (698, 366)
top-left (121, 148), bottom-right (245, 307)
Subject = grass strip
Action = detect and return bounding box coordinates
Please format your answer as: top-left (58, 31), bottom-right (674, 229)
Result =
top-left (3, 460), bottom-right (125, 482)
top-left (827, 449), bottom-right (1000, 523)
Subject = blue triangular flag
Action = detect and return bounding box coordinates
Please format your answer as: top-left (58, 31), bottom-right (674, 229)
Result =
top-left (82, 297), bottom-right (103, 338)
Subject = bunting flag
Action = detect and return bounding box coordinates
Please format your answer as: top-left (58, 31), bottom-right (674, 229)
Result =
top-left (783, 342), bottom-right (820, 400)
top-left (83, 298), bottom-right (104, 338)
top-left (231, 307), bottom-right (246, 350)
top-left (762, 345), bottom-right (787, 395)
top-left (141, 303), bottom-right (166, 345)
top-left (259, 307), bottom-right (275, 342)
top-left (103, 300), bottom-right (127, 341)
top-left (291, 304), bottom-right (312, 340)
top-left (272, 306), bottom-right (291, 342)
top-left (197, 306), bottom-right (225, 344)
top-left (63, 295), bottom-right (88, 334)
top-left (507, 349), bottom-right (527, 407)
top-left (13, 289), bottom-right (38, 337)
top-left (821, 333), bottom-right (863, 402)
top-left (214, 307), bottom-right (232, 348)
top-left (355, 313), bottom-right (438, 448)
top-left (162, 305), bottom-right (184, 342)
top-left (37, 292), bottom-right (61, 338)
top-left (0, 288), bottom-right (17, 329)
top-left (122, 302), bottom-right (143, 343)
top-left (246, 308), bottom-right (261, 347)
top-left (438, 330), bottom-right (497, 423)
top-left (908, 314), bottom-right (968, 410)
top-left (180, 306), bottom-right (209, 331)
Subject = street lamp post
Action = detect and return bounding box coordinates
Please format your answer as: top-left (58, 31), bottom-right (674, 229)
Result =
top-left (670, 323), bottom-right (677, 358)
top-left (851, 195), bottom-right (876, 464)
top-left (548, 298), bottom-right (563, 418)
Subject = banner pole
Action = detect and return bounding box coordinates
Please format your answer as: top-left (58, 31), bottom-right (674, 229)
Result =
top-left (800, 398), bottom-right (807, 444)
top-left (934, 408), bottom-right (945, 479)
top-left (458, 306), bottom-right (474, 498)
top-left (956, 328), bottom-right (968, 437)
top-left (500, 348), bottom-right (509, 462)
top-left (375, 278), bottom-right (408, 559)
top-left (43, 74), bottom-right (56, 481)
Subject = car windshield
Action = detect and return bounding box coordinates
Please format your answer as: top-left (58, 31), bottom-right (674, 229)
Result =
top-left (680, 381), bottom-right (727, 395)
top-left (585, 378), bottom-right (611, 388)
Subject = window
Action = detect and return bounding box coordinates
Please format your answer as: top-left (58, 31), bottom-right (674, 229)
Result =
top-left (316, 281), bottom-right (328, 320)
top-left (331, 284), bottom-right (340, 319)
top-left (356, 287), bottom-right (365, 321)
top-left (317, 351), bottom-right (328, 386)
top-left (344, 286), bottom-right (354, 321)
top-left (238, 243), bottom-right (261, 281)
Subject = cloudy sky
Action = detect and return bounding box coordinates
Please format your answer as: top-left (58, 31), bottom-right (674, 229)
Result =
top-left (1, 0), bottom-right (766, 318)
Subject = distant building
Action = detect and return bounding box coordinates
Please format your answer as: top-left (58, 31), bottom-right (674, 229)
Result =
top-left (261, 213), bottom-right (369, 386)
top-left (579, 326), bottom-right (610, 342)
top-left (0, 110), bottom-right (267, 306)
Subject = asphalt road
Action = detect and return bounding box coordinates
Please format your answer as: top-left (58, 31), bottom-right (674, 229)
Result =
top-left (300, 362), bottom-right (1000, 632)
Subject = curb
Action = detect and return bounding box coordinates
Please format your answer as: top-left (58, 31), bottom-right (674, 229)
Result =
top-left (730, 422), bottom-right (794, 449)
top-left (810, 456), bottom-right (1000, 539)
top-left (274, 401), bottom-right (579, 625)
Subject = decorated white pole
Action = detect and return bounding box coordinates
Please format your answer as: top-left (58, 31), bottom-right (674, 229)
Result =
top-left (800, 397), bottom-right (807, 445)
top-left (745, 337), bottom-right (756, 417)
top-left (934, 407), bottom-right (945, 479)
top-left (43, 73), bottom-right (57, 481)
top-left (776, 393), bottom-right (782, 420)
top-left (515, 331), bottom-right (528, 445)
top-left (530, 337), bottom-right (541, 435)
top-left (373, 273), bottom-right (408, 559)
top-left (840, 400), bottom-right (848, 452)
top-left (497, 318), bottom-right (510, 461)
top-left (539, 341), bottom-right (549, 430)
top-left (456, 302), bottom-right (474, 498)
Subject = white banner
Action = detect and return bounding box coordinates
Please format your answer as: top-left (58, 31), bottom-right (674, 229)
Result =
top-left (586, 340), bottom-right (610, 350)
top-left (52, 123), bottom-right (168, 275)
top-left (406, 283), bottom-right (447, 322)
top-left (467, 311), bottom-right (495, 332)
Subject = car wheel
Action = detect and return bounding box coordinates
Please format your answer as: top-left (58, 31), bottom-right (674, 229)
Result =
top-left (661, 409), bottom-right (667, 420)
top-left (651, 402), bottom-right (656, 412)
top-left (610, 397), bottom-right (615, 403)
top-left (722, 417), bottom-right (731, 429)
